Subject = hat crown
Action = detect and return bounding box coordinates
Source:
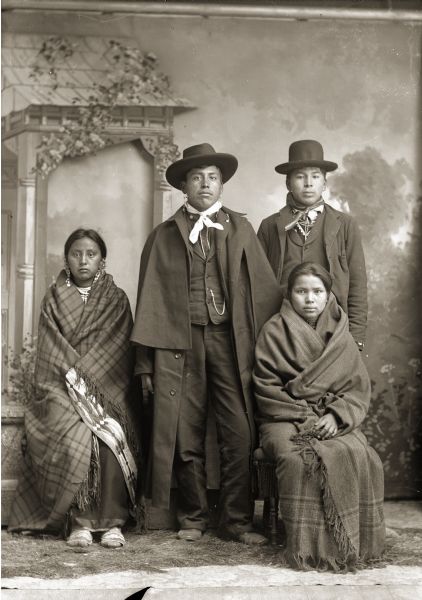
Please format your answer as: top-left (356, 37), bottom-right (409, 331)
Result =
top-left (183, 143), bottom-right (217, 160)
top-left (289, 140), bottom-right (324, 164)
top-left (274, 139), bottom-right (337, 175)
top-left (165, 142), bottom-right (238, 189)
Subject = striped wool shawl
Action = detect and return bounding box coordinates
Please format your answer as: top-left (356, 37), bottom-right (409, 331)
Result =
top-left (254, 293), bottom-right (371, 431)
top-left (9, 271), bottom-right (138, 532)
top-left (254, 294), bottom-right (385, 567)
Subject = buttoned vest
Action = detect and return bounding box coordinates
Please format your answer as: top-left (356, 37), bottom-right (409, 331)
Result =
top-left (188, 227), bottom-right (229, 326)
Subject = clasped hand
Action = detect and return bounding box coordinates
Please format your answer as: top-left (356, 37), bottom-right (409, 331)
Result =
top-left (313, 413), bottom-right (338, 440)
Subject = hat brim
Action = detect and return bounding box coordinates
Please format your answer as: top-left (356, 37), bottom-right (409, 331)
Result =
top-left (166, 153), bottom-right (238, 189)
top-left (275, 160), bottom-right (338, 175)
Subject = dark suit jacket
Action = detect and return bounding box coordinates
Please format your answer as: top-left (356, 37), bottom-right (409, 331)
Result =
top-left (257, 204), bottom-right (367, 344)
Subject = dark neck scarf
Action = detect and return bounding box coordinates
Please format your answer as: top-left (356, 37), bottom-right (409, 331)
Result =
top-left (284, 192), bottom-right (325, 232)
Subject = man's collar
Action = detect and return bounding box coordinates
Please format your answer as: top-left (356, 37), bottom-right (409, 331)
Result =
top-left (290, 203), bottom-right (325, 215)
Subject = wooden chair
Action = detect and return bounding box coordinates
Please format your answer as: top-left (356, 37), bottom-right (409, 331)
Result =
top-left (252, 447), bottom-right (279, 544)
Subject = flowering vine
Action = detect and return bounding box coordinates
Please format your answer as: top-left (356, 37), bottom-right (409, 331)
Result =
top-left (31, 37), bottom-right (174, 177)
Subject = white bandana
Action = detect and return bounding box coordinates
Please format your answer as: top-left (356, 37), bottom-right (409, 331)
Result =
top-left (185, 200), bottom-right (224, 244)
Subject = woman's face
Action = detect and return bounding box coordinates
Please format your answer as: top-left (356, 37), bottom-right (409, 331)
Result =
top-left (66, 237), bottom-right (103, 288)
top-left (290, 274), bottom-right (328, 321)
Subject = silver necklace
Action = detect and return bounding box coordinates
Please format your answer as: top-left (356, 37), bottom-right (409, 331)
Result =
top-left (76, 285), bottom-right (91, 303)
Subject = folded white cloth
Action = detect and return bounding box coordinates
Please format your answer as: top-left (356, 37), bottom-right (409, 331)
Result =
top-left (185, 200), bottom-right (224, 244)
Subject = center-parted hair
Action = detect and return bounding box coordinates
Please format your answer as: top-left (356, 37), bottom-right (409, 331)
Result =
top-left (287, 262), bottom-right (332, 296)
top-left (286, 167), bottom-right (327, 186)
top-left (64, 228), bottom-right (107, 259)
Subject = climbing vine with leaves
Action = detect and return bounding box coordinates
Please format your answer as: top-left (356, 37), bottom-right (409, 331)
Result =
top-left (31, 37), bottom-right (174, 177)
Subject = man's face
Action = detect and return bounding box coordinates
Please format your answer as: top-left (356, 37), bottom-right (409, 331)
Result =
top-left (181, 165), bottom-right (223, 211)
top-left (287, 167), bottom-right (326, 207)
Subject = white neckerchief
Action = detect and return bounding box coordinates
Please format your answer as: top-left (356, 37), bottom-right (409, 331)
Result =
top-left (185, 200), bottom-right (224, 244)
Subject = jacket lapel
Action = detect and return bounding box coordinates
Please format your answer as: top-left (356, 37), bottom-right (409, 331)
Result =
top-left (323, 205), bottom-right (342, 254)
top-left (172, 207), bottom-right (192, 258)
top-left (215, 209), bottom-right (231, 302)
top-left (275, 207), bottom-right (292, 277)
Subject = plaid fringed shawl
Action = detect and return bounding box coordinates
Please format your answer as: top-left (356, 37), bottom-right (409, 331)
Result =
top-left (254, 294), bottom-right (385, 570)
top-left (9, 271), bottom-right (139, 532)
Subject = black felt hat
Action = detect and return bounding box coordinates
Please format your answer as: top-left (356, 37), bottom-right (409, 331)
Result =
top-left (166, 143), bottom-right (238, 190)
top-left (275, 140), bottom-right (338, 174)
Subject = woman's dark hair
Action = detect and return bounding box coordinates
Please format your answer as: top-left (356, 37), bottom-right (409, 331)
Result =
top-left (64, 228), bottom-right (107, 259)
top-left (287, 262), bottom-right (332, 297)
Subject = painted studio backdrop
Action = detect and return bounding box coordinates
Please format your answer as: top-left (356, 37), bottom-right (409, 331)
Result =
top-left (2, 7), bottom-right (421, 516)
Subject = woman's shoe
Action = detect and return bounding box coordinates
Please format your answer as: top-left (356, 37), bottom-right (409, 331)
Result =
top-left (177, 529), bottom-right (203, 541)
top-left (66, 527), bottom-right (93, 548)
top-left (100, 527), bottom-right (126, 548)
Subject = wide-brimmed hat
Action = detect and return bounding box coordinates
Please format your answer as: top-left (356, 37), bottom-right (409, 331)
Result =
top-left (166, 143), bottom-right (238, 190)
top-left (275, 140), bottom-right (338, 174)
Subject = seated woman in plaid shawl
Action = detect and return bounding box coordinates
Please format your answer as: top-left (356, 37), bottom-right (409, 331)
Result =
top-left (9, 229), bottom-right (141, 549)
top-left (253, 262), bottom-right (385, 571)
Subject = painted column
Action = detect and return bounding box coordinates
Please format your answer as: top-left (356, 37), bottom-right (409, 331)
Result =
top-left (141, 133), bottom-right (180, 225)
top-left (15, 175), bottom-right (36, 349)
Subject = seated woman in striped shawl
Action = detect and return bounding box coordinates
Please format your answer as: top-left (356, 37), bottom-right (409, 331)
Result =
top-left (253, 262), bottom-right (385, 571)
top-left (9, 229), bottom-right (141, 549)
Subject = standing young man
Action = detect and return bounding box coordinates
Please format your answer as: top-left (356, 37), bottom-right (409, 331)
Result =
top-left (258, 139), bottom-right (367, 348)
top-left (131, 143), bottom-right (281, 543)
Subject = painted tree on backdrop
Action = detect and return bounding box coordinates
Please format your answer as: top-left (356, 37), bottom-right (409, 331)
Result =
top-left (330, 147), bottom-right (422, 498)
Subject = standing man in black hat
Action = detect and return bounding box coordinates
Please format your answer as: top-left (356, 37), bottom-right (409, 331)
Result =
top-left (131, 143), bottom-right (281, 543)
top-left (258, 139), bottom-right (367, 348)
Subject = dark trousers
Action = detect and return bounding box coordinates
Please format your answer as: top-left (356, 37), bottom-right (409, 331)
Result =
top-left (72, 439), bottom-right (129, 532)
top-left (174, 323), bottom-right (253, 535)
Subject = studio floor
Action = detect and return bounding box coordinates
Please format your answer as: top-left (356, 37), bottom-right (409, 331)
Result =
top-left (2, 501), bottom-right (422, 600)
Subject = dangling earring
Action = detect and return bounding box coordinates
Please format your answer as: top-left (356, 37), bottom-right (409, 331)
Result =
top-left (65, 263), bottom-right (71, 287)
top-left (93, 259), bottom-right (105, 285)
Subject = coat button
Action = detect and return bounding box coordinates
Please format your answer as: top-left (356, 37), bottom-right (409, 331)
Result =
top-left (170, 389), bottom-right (176, 396)
top-left (174, 353), bottom-right (181, 359)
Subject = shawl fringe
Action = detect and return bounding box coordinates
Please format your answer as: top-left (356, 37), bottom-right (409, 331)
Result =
top-left (73, 365), bottom-right (139, 461)
top-left (131, 496), bottom-right (148, 533)
top-left (286, 551), bottom-right (359, 573)
top-left (291, 431), bottom-right (358, 561)
top-left (73, 434), bottom-right (101, 512)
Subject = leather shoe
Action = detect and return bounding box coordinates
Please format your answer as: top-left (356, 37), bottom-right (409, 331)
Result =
top-left (177, 528), bottom-right (203, 541)
top-left (237, 531), bottom-right (268, 546)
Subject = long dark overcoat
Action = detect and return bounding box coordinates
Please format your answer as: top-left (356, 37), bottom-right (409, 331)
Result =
top-left (131, 206), bottom-right (282, 508)
top-left (257, 204), bottom-right (367, 344)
